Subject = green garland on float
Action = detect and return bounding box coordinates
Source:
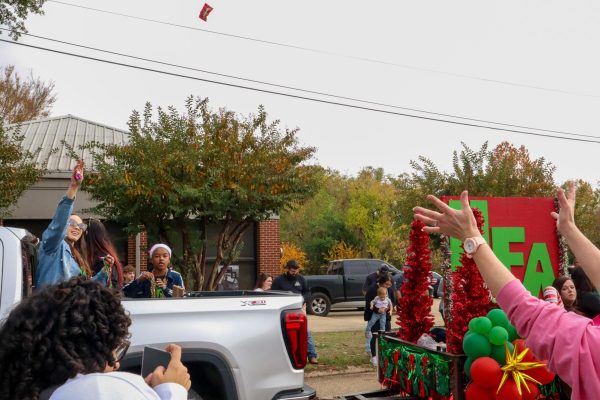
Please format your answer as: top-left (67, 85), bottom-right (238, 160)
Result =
top-left (379, 337), bottom-right (452, 398)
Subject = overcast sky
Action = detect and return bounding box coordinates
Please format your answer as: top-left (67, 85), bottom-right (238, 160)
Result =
top-left (3, 0), bottom-right (600, 185)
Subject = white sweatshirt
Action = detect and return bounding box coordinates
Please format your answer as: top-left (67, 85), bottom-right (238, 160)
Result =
top-left (49, 371), bottom-right (188, 400)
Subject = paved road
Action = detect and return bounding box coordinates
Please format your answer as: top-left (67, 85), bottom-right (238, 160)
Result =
top-left (308, 298), bottom-right (444, 333)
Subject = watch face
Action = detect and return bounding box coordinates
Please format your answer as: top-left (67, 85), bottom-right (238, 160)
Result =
top-left (464, 239), bottom-right (476, 253)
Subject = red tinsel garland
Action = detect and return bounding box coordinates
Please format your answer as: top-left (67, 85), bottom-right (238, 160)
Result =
top-left (446, 208), bottom-right (493, 353)
top-left (397, 219), bottom-right (435, 343)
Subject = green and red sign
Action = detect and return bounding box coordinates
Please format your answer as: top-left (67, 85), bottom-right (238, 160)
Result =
top-left (442, 197), bottom-right (559, 298)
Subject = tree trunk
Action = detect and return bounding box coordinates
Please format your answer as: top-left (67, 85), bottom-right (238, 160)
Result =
top-left (210, 220), bottom-right (252, 291)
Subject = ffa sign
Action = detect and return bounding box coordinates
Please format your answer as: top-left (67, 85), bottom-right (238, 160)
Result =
top-left (443, 197), bottom-right (559, 298)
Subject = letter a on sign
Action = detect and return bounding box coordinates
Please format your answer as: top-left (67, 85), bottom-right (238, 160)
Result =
top-left (199, 3), bottom-right (214, 21)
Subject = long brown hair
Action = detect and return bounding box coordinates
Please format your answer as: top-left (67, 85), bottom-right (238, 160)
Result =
top-left (255, 273), bottom-right (272, 290)
top-left (83, 219), bottom-right (124, 288)
top-left (69, 241), bottom-right (91, 276)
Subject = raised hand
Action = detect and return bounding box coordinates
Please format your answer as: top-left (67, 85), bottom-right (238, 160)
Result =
top-left (71, 159), bottom-right (85, 187)
top-left (413, 190), bottom-right (481, 241)
top-left (551, 181), bottom-right (576, 235)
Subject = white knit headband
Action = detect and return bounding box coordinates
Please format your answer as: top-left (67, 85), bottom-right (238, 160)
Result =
top-left (148, 243), bottom-right (172, 257)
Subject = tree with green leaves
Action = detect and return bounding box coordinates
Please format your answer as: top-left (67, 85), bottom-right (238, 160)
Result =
top-left (407, 141), bottom-right (556, 198)
top-left (81, 96), bottom-right (318, 290)
top-left (345, 167), bottom-right (406, 264)
top-left (0, 122), bottom-right (45, 217)
top-left (0, 0), bottom-right (47, 40)
top-left (280, 169), bottom-right (359, 272)
top-left (568, 179), bottom-right (600, 251)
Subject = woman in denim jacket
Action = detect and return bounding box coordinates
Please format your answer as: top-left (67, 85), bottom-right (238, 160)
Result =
top-left (36, 161), bottom-right (107, 287)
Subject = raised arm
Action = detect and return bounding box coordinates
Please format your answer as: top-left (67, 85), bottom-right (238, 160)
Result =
top-left (413, 190), bottom-right (516, 297)
top-left (40, 161), bottom-right (84, 254)
top-left (553, 182), bottom-right (600, 291)
top-left (66, 159), bottom-right (84, 200)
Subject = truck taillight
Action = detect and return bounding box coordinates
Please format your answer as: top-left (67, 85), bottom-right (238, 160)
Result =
top-left (282, 310), bottom-right (308, 369)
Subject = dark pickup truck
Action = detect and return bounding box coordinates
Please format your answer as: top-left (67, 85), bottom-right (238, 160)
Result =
top-left (304, 259), bottom-right (402, 316)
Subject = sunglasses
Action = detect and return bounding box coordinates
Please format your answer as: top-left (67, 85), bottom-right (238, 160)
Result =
top-left (67, 219), bottom-right (88, 231)
top-left (114, 340), bottom-right (130, 362)
top-left (287, 266), bottom-right (299, 270)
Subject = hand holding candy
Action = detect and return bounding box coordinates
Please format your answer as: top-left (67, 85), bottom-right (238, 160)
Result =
top-left (71, 159), bottom-right (85, 187)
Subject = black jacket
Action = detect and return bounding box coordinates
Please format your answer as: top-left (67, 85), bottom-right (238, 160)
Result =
top-left (364, 282), bottom-right (396, 322)
top-left (577, 291), bottom-right (600, 319)
top-left (272, 273), bottom-right (310, 304)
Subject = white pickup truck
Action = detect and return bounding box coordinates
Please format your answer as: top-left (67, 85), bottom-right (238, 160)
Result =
top-left (0, 227), bottom-right (316, 400)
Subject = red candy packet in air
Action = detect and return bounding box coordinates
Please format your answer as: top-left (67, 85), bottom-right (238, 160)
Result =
top-left (199, 3), bottom-right (214, 21)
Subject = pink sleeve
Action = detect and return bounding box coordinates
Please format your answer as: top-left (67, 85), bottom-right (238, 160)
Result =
top-left (496, 280), bottom-right (600, 399)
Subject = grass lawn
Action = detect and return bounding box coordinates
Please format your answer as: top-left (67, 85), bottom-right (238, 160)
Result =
top-left (305, 331), bottom-right (373, 372)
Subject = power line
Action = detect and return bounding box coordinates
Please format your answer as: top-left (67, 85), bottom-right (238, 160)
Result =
top-left (46, 0), bottom-right (600, 99)
top-left (2, 38), bottom-right (600, 144)
top-left (5, 29), bottom-right (600, 141)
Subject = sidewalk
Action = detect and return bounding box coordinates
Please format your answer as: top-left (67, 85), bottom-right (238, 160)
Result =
top-left (305, 369), bottom-right (381, 400)
top-left (305, 299), bottom-right (444, 398)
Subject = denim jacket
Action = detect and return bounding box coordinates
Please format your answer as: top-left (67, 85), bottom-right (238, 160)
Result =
top-left (36, 196), bottom-right (107, 287)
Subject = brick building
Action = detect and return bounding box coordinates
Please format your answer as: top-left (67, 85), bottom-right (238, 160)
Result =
top-left (5, 115), bottom-right (281, 289)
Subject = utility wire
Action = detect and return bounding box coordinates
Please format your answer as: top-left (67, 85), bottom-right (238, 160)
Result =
top-left (47, 0), bottom-right (600, 99)
top-left (5, 29), bottom-right (600, 141)
top-left (2, 38), bottom-right (599, 144)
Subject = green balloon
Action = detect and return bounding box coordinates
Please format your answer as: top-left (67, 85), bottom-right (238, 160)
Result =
top-left (462, 332), bottom-right (492, 359)
top-left (464, 357), bottom-right (474, 379)
top-left (506, 324), bottom-right (519, 342)
top-left (468, 317), bottom-right (493, 335)
top-left (490, 342), bottom-right (514, 365)
top-left (487, 308), bottom-right (509, 328)
top-left (488, 326), bottom-right (509, 345)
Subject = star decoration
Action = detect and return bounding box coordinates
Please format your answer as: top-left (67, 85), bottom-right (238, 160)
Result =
top-left (497, 343), bottom-right (546, 396)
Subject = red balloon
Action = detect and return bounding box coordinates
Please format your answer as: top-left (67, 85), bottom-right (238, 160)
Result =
top-left (521, 381), bottom-right (540, 400)
top-left (466, 383), bottom-right (495, 400)
top-left (527, 364), bottom-right (555, 385)
top-left (471, 357), bottom-right (503, 389)
top-left (512, 339), bottom-right (536, 362)
top-left (495, 379), bottom-right (521, 400)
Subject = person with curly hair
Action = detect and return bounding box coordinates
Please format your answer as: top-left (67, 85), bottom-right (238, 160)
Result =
top-left (35, 160), bottom-right (108, 287)
top-left (0, 277), bottom-right (191, 400)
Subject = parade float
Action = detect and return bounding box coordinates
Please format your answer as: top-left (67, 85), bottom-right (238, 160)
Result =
top-left (344, 197), bottom-right (567, 400)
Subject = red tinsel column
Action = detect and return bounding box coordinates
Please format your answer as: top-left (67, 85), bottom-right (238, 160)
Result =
top-left (446, 208), bottom-right (492, 353)
top-left (397, 219), bottom-right (435, 343)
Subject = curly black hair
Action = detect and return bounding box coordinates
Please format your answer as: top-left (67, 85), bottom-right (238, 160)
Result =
top-left (0, 277), bottom-right (131, 400)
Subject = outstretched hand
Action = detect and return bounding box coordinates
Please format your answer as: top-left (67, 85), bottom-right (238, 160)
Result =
top-left (551, 181), bottom-right (576, 235)
top-left (413, 190), bottom-right (481, 241)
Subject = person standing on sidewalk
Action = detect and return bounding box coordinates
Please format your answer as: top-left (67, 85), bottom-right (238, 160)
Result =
top-left (272, 259), bottom-right (318, 364)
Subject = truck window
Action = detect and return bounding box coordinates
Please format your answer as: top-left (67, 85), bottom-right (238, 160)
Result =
top-left (328, 261), bottom-right (341, 275)
top-left (21, 236), bottom-right (37, 298)
top-left (344, 260), bottom-right (367, 275)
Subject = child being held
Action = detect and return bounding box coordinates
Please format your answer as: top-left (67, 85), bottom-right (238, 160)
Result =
top-left (365, 287), bottom-right (392, 340)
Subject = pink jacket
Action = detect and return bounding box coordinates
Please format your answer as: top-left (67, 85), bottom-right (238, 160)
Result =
top-left (497, 279), bottom-right (600, 400)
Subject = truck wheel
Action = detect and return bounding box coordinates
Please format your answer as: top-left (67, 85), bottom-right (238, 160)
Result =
top-left (308, 293), bottom-right (331, 317)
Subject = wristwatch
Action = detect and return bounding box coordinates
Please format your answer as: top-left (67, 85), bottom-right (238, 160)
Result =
top-left (463, 236), bottom-right (486, 258)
